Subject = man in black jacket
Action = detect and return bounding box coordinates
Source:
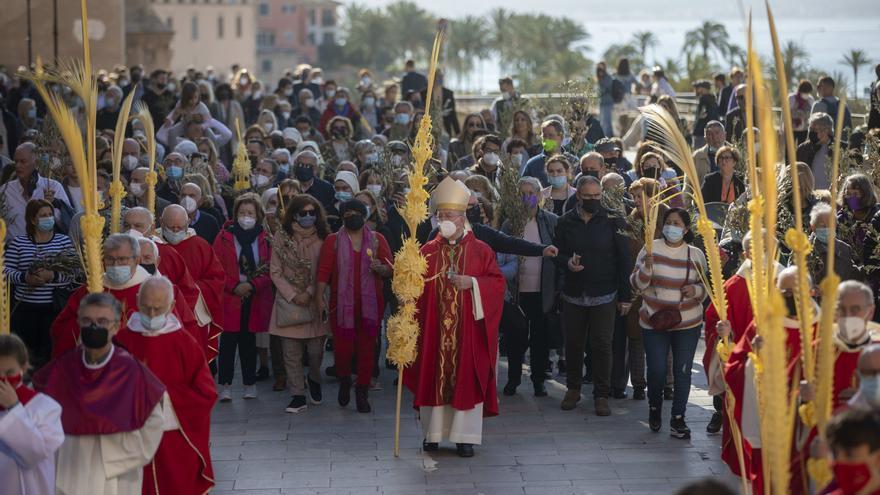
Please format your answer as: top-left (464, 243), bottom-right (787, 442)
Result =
top-left (554, 176), bottom-right (632, 417)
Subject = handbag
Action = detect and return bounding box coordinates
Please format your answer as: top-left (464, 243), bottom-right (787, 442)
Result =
top-left (647, 248), bottom-right (691, 332)
top-left (275, 294), bottom-right (314, 327)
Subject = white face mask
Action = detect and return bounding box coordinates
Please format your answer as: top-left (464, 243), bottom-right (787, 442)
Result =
top-left (390, 155), bottom-right (403, 166)
top-left (126, 228), bottom-right (144, 239)
top-left (253, 90), bottom-right (263, 99)
top-left (482, 152), bottom-right (500, 166)
top-left (366, 184), bottom-right (383, 196)
top-left (305, 98), bottom-right (316, 108)
top-left (439, 220), bottom-right (457, 239)
top-left (262, 122), bottom-right (274, 133)
top-left (253, 174), bottom-right (271, 188)
top-left (238, 215), bottom-right (257, 230)
top-left (180, 196), bottom-right (198, 214)
top-left (122, 155), bottom-right (139, 171)
top-left (838, 316), bottom-right (869, 344)
top-left (130, 182), bottom-right (146, 198)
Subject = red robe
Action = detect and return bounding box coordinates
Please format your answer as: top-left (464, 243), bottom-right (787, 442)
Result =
top-left (403, 232), bottom-right (505, 416)
top-left (704, 274), bottom-right (754, 386)
top-left (50, 267), bottom-right (200, 359)
top-left (156, 240), bottom-right (214, 361)
top-left (163, 234), bottom-right (225, 359)
top-left (115, 318), bottom-right (216, 495)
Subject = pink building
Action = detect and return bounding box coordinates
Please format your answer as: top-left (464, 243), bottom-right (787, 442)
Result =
top-left (256, 0), bottom-right (340, 83)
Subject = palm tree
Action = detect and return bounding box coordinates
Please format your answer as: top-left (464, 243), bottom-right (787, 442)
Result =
top-left (488, 8), bottom-right (512, 74)
top-left (683, 20), bottom-right (730, 63)
top-left (726, 44), bottom-right (746, 69)
top-left (781, 41), bottom-right (809, 86)
top-left (631, 31), bottom-right (658, 64)
top-left (840, 49), bottom-right (872, 99)
top-left (384, 1), bottom-right (435, 65)
top-left (602, 43), bottom-right (641, 69)
top-left (552, 50), bottom-right (590, 82)
top-left (447, 16), bottom-right (489, 90)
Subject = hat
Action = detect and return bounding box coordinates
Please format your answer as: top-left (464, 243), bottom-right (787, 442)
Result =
top-left (282, 127), bottom-right (302, 143)
top-left (432, 177), bottom-right (471, 212)
top-left (387, 140), bottom-right (408, 153)
top-left (334, 171), bottom-right (360, 193)
top-left (595, 138), bottom-right (617, 153)
top-left (174, 139), bottom-right (198, 158)
top-left (339, 199), bottom-right (367, 217)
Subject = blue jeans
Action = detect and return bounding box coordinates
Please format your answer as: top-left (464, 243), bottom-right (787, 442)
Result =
top-left (600, 104), bottom-right (615, 137)
top-left (642, 325), bottom-right (701, 417)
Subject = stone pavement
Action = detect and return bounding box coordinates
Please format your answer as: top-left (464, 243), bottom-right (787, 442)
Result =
top-left (209, 340), bottom-right (738, 495)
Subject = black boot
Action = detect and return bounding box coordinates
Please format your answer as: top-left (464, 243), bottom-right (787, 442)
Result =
top-left (456, 443), bottom-right (474, 457)
top-left (338, 377), bottom-right (351, 407)
top-left (355, 385), bottom-right (371, 413)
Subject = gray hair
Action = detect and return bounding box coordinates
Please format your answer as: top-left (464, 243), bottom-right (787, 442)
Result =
top-left (104, 233), bottom-right (141, 257)
top-left (124, 206), bottom-right (155, 225)
top-left (580, 152), bottom-right (605, 167)
top-left (575, 175), bottom-right (601, 189)
top-left (518, 176), bottom-right (543, 195)
top-left (79, 292), bottom-right (123, 323)
top-left (298, 88), bottom-right (314, 100)
top-left (838, 280), bottom-right (875, 308)
top-left (809, 202), bottom-right (833, 227)
top-left (393, 101), bottom-right (414, 113)
top-left (704, 120), bottom-right (725, 134)
top-left (137, 276), bottom-right (175, 307)
top-left (137, 237), bottom-right (158, 258)
top-left (293, 149), bottom-right (319, 167)
top-left (601, 172), bottom-right (625, 189)
top-left (809, 112), bottom-right (833, 130)
top-left (271, 148), bottom-right (291, 162)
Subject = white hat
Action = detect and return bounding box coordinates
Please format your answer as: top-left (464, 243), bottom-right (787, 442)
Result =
top-left (334, 171), bottom-right (359, 193)
top-left (282, 127), bottom-right (302, 144)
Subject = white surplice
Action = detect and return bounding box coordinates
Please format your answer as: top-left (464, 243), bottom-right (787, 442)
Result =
top-left (0, 393), bottom-right (65, 495)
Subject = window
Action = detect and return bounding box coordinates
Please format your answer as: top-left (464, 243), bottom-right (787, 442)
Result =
top-left (236, 16), bottom-right (242, 38)
top-left (262, 59), bottom-right (272, 73)
top-left (191, 15), bottom-right (198, 40)
top-left (322, 32), bottom-right (334, 45)
top-left (257, 30), bottom-right (276, 48)
top-left (307, 9), bottom-right (315, 26)
top-left (282, 4), bottom-right (296, 13)
top-left (307, 32), bottom-right (315, 45)
top-left (258, 2), bottom-right (269, 15)
top-left (284, 30), bottom-right (294, 42)
top-left (321, 9), bottom-right (334, 27)
top-left (218, 16), bottom-right (224, 38)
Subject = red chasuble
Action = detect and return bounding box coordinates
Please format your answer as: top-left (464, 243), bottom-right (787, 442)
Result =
top-left (155, 242), bottom-right (200, 312)
top-left (704, 274), bottom-right (754, 382)
top-left (115, 321), bottom-right (216, 495)
top-left (164, 235), bottom-right (225, 359)
top-left (50, 268), bottom-right (200, 359)
top-left (33, 345), bottom-right (166, 435)
top-left (403, 232), bottom-right (505, 416)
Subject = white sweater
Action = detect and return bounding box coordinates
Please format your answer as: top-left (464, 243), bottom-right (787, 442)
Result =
top-left (631, 239), bottom-right (708, 331)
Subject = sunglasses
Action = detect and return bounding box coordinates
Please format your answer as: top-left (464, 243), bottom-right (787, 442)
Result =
top-left (297, 210), bottom-right (316, 218)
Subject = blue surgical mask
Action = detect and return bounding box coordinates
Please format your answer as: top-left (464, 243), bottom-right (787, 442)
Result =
top-left (37, 217), bottom-right (55, 232)
top-left (166, 165), bottom-right (183, 179)
top-left (395, 113), bottom-right (411, 125)
top-left (814, 227), bottom-right (829, 244)
top-left (26, 108), bottom-right (36, 120)
top-left (139, 312), bottom-right (168, 331)
top-left (278, 163), bottom-right (290, 174)
top-left (549, 175), bottom-right (568, 188)
top-left (334, 97), bottom-right (347, 107)
top-left (163, 229), bottom-right (186, 245)
top-left (662, 225), bottom-right (685, 243)
top-left (858, 373), bottom-right (880, 408)
top-left (297, 215), bottom-right (316, 228)
top-left (335, 191), bottom-right (353, 202)
top-left (106, 265), bottom-right (132, 285)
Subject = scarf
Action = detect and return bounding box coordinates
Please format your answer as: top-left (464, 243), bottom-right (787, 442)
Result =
top-left (335, 226), bottom-right (380, 339)
top-left (229, 222), bottom-right (262, 279)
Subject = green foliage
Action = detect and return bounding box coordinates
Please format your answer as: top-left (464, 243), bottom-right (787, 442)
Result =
top-left (840, 49), bottom-right (873, 99)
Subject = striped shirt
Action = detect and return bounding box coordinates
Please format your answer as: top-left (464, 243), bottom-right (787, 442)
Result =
top-left (4, 233), bottom-right (76, 305)
top-left (631, 239), bottom-right (707, 331)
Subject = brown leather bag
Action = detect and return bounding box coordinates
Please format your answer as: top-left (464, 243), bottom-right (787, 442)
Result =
top-left (648, 248), bottom-right (691, 331)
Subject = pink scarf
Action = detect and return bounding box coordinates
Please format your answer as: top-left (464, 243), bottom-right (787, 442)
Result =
top-left (335, 226), bottom-right (380, 339)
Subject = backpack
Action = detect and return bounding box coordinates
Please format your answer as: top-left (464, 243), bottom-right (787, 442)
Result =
top-left (611, 78), bottom-right (625, 104)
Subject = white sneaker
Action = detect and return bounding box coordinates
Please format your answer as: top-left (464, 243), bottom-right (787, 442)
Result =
top-left (219, 387), bottom-right (232, 402)
top-left (243, 385), bottom-right (257, 399)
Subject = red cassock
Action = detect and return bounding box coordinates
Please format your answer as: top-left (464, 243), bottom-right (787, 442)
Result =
top-left (155, 241), bottom-right (214, 361)
top-left (50, 270), bottom-right (200, 359)
top-left (724, 319), bottom-right (806, 495)
top-left (164, 235), bottom-right (225, 359)
top-left (403, 232), bottom-right (505, 417)
top-left (704, 274), bottom-right (754, 382)
top-left (115, 325), bottom-right (217, 495)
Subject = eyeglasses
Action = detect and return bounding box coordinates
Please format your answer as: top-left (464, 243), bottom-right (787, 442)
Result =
top-left (719, 155), bottom-right (735, 161)
top-left (297, 210), bottom-right (316, 217)
top-left (103, 255), bottom-right (133, 266)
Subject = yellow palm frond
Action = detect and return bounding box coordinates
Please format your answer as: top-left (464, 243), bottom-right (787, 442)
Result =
top-left (109, 87), bottom-right (138, 233)
top-left (132, 101), bottom-right (158, 216)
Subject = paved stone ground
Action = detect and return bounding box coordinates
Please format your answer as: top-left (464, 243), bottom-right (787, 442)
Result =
top-left (209, 339), bottom-right (738, 495)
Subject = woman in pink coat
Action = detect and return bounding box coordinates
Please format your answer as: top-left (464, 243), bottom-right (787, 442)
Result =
top-left (212, 192), bottom-right (273, 401)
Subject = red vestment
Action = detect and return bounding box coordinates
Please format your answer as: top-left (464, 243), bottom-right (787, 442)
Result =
top-left (403, 232), bottom-right (505, 416)
top-left (164, 235), bottom-right (225, 359)
top-left (155, 242), bottom-right (200, 312)
top-left (50, 267), bottom-right (200, 359)
top-left (704, 274), bottom-right (754, 383)
top-left (115, 320), bottom-right (216, 495)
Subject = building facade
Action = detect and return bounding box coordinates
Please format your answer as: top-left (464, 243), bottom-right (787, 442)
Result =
top-left (256, 0), bottom-right (339, 84)
top-left (127, 0), bottom-right (174, 71)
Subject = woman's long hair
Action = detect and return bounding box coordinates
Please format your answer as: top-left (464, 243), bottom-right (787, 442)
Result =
top-left (282, 194), bottom-right (329, 240)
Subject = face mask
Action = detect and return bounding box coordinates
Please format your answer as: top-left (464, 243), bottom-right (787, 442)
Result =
top-left (502, 91), bottom-right (512, 100)
top-left (262, 123), bottom-right (274, 133)
top-left (363, 97), bottom-right (375, 107)
top-left (363, 205), bottom-right (373, 219)
top-left (808, 131), bottom-right (820, 145)
top-left (326, 89), bottom-right (337, 98)
top-left (312, 77), bottom-right (323, 85)
top-left (166, 165), bottom-right (183, 179)
top-left (361, 76), bottom-right (371, 86)
top-left (549, 175), bottom-right (568, 188)
top-left (297, 213), bottom-right (316, 228)
top-left (482, 152), bottom-right (500, 166)
top-left (130, 182), bottom-right (146, 197)
top-left (106, 265), bottom-right (133, 286)
top-left (510, 154), bottom-right (523, 168)
top-left (838, 316), bottom-right (868, 344)
top-left (294, 166), bottom-right (314, 182)
top-left (832, 461), bottom-right (874, 494)
top-left (281, 111), bottom-right (291, 120)
top-left (641, 167), bottom-right (659, 179)
top-left (140, 263), bottom-right (157, 275)
top-left (847, 196), bottom-right (863, 211)
top-left (332, 128), bottom-right (348, 139)
top-left (365, 152), bottom-right (379, 164)
top-left (253, 174), bottom-right (271, 188)
top-left (662, 225), bottom-right (684, 243)
top-left (140, 312), bottom-right (167, 331)
top-left (163, 229), bottom-right (186, 245)
top-left (402, 187), bottom-right (411, 194)
top-left (334, 97), bottom-right (347, 107)
top-left (180, 196), bottom-right (198, 214)
top-left (466, 205), bottom-right (483, 225)
top-left (343, 214), bottom-right (364, 231)
top-left (581, 198), bottom-right (601, 215)
top-left (859, 373), bottom-right (880, 406)
top-left (367, 184), bottom-right (382, 196)
top-left (238, 215), bottom-right (257, 230)
top-left (122, 155), bottom-right (139, 171)
top-left (784, 294), bottom-right (799, 318)
top-left (814, 227), bottom-right (829, 244)
top-left (80, 323), bottom-right (110, 349)
top-left (542, 139), bottom-right (559, 154)
top-left (305, 98), bottom-right (316, 108)
top-left (284, 88), bottom-right (293, 97)
top-left (0, 373), bottom-right (22, 388)
top-left (335, 191), bottom-right (353, 202)
top-left (439, 220), bottom-right (458, 238)
top-left (240, 76), bottom-right (249, 86)
top-left (522, 194), bottom-right (539, 209)
top-left (278, 163), bottom-right (290, 174)
top-left (395, 113), bottom-right (411, 125)
top-left (390, 155), bottom-right (404, 166)
top-left (26, 108), bottom-right (37, 120)
top-left (127, 229), bottom-right (144, 239)
top-left (37, 216), bottom-right (55, 232)
top-left (253, 90), bottom-right (263, 99)
top-left (604, 156), bottom-right (618, 167)
top-left (167, 83), bottom-right (177, 93)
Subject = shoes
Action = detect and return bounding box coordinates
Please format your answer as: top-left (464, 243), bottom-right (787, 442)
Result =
top-left (594, 397), bottom-right (611, 416)
top-left (533, 381), bottom-right (547, 397)
top-left (273, 375), bottom-right (287, 392)
top-left (355, 385), bottom-right (371, 413)
top-left (219, 386), bottom-right (232, 402)
top-left (422, 440), bottom-right (439, 452)
top-left (502, 382), bottom-right (518, 396)
top-left (632, 388), bottom-right (646, 400)
top-left (663, 386), bottom-right (674, 400)
top-left (670, 415), bottom-right (691, 439)
top-left (707, 412), bottom-right (723, 434)
top-left (325, 365), bottom-right (337, 378)
top-left (338, 377), bottom-right (351, 407)
top-left (611, 388), bottom-right (628, 399)
top-left (285, 395), bottom-right (307, 413)
top-left (307, 377), bottom-right (322, 405)
top-left (456, 443), bottom-right (475, 457)
top-left (243, 384), bottom-right (257, 399)
top-left (649, 406), bottom-right (662, 432)
top-left (255, 367), bottom-right (269, 382)
top-left (561, 389), bottom-right (581, 411)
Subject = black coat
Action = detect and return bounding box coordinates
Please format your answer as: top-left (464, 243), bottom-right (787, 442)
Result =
top-left (420, 87), bottom-right (460, 137)
top-left (700, 172), bottom-right (746, 204)
top-left (428, 222), bottom-right (546, 257)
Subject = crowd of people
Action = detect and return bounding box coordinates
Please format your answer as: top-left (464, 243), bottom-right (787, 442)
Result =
top-left (0, 55), bottom-right (879, 494)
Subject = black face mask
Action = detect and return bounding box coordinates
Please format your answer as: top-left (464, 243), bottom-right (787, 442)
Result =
top-left (343, 215), bottom-right (365, 231)
top-left (331, 128), bottom-right (347, 139)
top-left (581, 199), bottom-right (601, 214)
top-left (784, 294), bottom-right (799, 318)
top-left (808, 131), bottom-right (820, 146)
top-left (140, 264), bottom-right (157, 275)
top-left (294, 166), bottom-right (314, 182)
top-left (80, 324), bottom-right (110, 349)
top-left (466, 204), bottom-right (483, 225)
top-left (248, 155), bottom-right (259, 167)
top-left (604, 156), bottom-right (618, 167)
top-left (641, 167), bottom-right (659, 179)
